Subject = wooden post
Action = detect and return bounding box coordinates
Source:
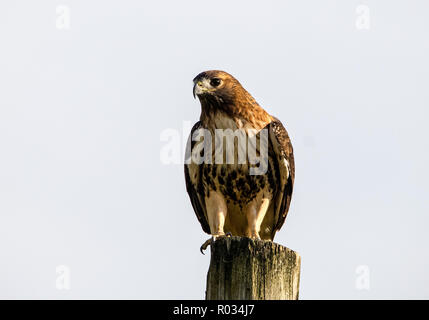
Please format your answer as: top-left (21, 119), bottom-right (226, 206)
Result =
top-left (205, 236), bottom-right (301, 300)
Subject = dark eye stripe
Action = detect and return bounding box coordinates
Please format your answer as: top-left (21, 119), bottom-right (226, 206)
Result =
top-left (210, 78), bottom-right (221, 87)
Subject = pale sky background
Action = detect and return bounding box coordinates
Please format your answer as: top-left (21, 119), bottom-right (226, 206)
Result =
top-left (0, 0), bottom-right (428, 299)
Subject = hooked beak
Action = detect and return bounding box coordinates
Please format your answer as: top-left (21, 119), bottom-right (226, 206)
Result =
top-left (193, 81), bottom-right (205, 99)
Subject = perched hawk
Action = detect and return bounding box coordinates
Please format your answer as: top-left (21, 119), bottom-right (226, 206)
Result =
top-left (184, 70), bottom-right (294, 252)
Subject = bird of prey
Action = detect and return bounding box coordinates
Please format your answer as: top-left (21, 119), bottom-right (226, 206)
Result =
top-left (184, 70), bottom-right (294, 253)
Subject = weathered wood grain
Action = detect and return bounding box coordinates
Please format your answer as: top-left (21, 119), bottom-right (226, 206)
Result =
top-left (205, 236), bottom-right (301, 300)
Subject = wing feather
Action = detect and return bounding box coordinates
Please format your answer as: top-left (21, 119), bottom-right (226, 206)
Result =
top-left (184, 121), bottom-right (211, 234)
top-left (268, 118), bottom-right (295, 234)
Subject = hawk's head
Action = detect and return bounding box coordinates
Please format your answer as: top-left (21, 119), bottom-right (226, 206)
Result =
top-left (192, 70), bottom-right (272, 128)
top-left (192, 70), bottom-right (241, 102)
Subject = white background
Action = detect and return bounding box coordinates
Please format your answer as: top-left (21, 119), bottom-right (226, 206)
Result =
top-left (0, 1), bottom-right (428, 299)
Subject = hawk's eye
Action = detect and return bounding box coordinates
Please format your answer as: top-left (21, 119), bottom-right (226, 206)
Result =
top-left (210, 78), bottom-right (221, 87)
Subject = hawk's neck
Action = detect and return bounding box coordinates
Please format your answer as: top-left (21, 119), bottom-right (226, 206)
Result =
top-left (199, 96), bottom-right (273, 131)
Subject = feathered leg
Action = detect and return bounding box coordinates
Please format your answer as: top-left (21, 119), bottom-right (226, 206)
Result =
top-left (200, 191), bottom-right (228, 254)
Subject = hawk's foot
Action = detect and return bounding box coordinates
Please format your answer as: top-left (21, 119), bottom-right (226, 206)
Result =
top-left (199, 232), bottom-right (232, 254)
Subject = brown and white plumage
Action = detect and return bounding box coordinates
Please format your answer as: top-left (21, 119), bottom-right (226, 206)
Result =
top-left (184, 70), bottom-right (294, 245)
